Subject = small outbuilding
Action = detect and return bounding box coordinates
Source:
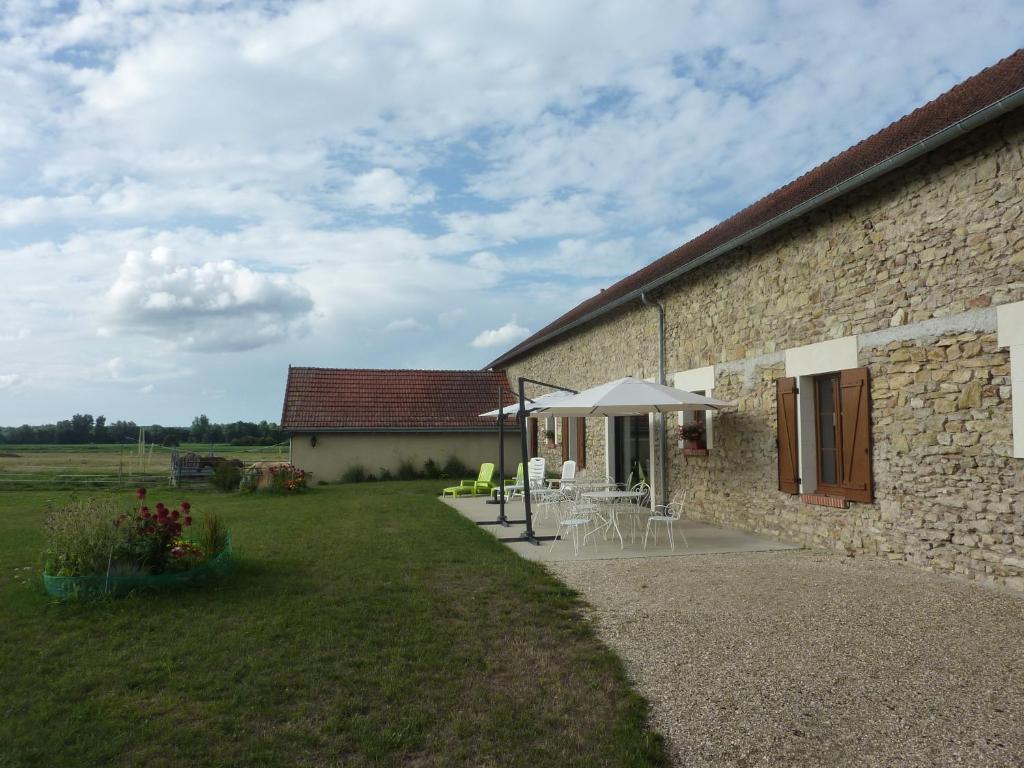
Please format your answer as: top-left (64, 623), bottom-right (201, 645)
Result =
top-left (281, 367), bottom-right (519, 482)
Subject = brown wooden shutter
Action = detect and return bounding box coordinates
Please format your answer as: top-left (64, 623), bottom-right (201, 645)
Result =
top-left (528, 418), bottom-right (537, 458)
top-left (560, 417), bottom-right (570, 462)
top-left (776, 377), bottom-right (799, 494)
top-left (839, 367), bottom-right (873, 503)
top-left (575, 418), bottom-right (586, 469)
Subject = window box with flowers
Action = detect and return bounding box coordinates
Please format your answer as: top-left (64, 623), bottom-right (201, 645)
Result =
top-left (42, 487), bottom-right (232, 599)
top-left (677, 419), bottom-right (708, 456)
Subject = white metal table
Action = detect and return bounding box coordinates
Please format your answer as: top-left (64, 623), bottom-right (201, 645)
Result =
top-left (581, 490), bottom-right (645, 548)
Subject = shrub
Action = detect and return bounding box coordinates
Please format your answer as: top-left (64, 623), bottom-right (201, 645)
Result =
top-left (43, 488), bottom-right (201, 577)
top-left (396, 459), bottom-right (420, 481)
top-left (199, 514), bottom-right (230, 558)
top-left (422, 459), bottom-right (441, 478)
top-left (378, 468), bottom-right (394, 481)
top-left (266, 464), bottom-right (307, 492)
top-left (341, 465), bottom-right (367, 483)
top-left (441, 456), bottom-right (472, 479)
top-left (210, 462), bottom-right (242, 491)
top-left (44, 497), bottom-right (123, 577)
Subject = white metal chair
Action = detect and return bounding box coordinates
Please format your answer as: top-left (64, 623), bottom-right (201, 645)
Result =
top-left (550, 495), bottom-right (599, 556)
top-left (643, 493), bottom-right (688, 550)
top-left (619, 480), bottom-right (652, 543)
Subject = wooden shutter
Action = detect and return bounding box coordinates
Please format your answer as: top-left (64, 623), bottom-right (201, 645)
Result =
top-left (561, 417), bottom-right (570, 462)
top-left (776, 377), bottom-right (799, 494)
top-left (528, 418), bottom-right (538, 458)
top-left (575, 418), bottom-right (587, 469)
top-left (839, 367), bottom-right (873, 503)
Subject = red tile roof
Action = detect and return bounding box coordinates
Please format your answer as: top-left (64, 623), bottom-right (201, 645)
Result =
top-left (490, 49), bottom-right (1024, 367)
top-left (281, 367), bottom-right (514, 431)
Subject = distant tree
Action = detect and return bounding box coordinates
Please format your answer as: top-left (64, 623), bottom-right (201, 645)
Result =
top-left (190, 414), bottom-right (211, 443)
top-left (70, 414), bottom-right (94, 444)
top-left (93, 415), bottom-right (107, 442)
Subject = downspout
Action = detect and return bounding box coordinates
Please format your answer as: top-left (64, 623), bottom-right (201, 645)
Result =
top-left (641, 292), bottom-right (668, 505)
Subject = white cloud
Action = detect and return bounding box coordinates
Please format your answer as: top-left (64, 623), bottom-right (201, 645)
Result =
top-left (383, 317), bottom-right (426, 333)
top-left (341, 168), bottom-right (435, 213)
top-left (105, 247), bottom-right (314, 352)
top-left (471, 321), bottom-right (530, 349)
top-left (0, 374), bottom-right (23, 390)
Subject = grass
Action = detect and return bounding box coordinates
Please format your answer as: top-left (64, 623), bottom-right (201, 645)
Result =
top-left (0, 481), bottom-right (666, 768)
top-left (0, 443), bottom-right (288, 489)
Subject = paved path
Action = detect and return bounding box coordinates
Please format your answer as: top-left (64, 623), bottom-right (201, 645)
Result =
top-left (444, 495), bottom-right (797, 561)
top-left (549, 550), bottom-right (1024, 767)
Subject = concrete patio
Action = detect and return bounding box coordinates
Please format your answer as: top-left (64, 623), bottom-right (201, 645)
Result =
top-left (442, 493), bottom-right (798, 562)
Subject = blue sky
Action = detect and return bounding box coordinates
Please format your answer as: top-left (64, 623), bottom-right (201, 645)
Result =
top-left (0, 0), bottom-right (1021, 425)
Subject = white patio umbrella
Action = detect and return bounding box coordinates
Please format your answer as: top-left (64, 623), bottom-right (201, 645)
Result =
top-left (478, 389), bottom-right (576, 418)
top-left (529, 376), bottom-right (731, 416)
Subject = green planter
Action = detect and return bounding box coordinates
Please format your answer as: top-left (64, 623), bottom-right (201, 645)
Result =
top-left (43, 538), bottom-right (232, 599)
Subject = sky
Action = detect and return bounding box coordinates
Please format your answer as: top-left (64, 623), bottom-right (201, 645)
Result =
top-left (0, 1), bottom-right (1021, 426)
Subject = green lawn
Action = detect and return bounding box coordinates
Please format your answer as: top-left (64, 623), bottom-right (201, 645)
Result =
top-left (0, 481), bottom-right (665, 768)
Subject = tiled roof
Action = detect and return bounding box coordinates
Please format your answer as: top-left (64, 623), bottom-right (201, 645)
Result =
top-left (490, 49), bottom-right (1024, 367)
top-left (281, 367), bottom-right (514, 431)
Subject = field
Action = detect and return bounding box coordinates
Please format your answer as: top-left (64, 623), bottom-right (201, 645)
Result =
top-left (0, 481), bottom-right (665, 768)
top-left (0, 444), bottom-right (288, 489)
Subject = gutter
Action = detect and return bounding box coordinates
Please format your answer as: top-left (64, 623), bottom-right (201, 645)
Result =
top-left (489, 86), bottom-right (1024, 368)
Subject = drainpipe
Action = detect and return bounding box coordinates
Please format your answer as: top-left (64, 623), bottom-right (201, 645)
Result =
top-left (641, 291), bottom-right (668, 505)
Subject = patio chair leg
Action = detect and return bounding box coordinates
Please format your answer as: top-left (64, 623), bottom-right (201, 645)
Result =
top-left (668, 522), bottom-right (674, 551)
top-left (643, 519), bottom-right (651, 550)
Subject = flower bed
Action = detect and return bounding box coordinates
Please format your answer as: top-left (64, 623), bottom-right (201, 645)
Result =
top-left (42, 487), bottom-right (231, 599)
top-left (43, 539), bottom-right (232, 598)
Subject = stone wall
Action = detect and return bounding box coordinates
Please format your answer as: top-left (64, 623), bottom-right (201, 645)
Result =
top-left (502, 108), bottom-right (1024, 589)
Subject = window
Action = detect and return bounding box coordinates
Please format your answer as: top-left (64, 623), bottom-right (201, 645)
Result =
top-left (680, 390), bottom-right (709, 451)
top-left (673, 367), bottom-right (715, 450)
top-left (560, 417), bottom-right (587, 467)
top-left (777, 367), bottom-right (873, 503)
top-left (815, 374), bottom-right (841, 490)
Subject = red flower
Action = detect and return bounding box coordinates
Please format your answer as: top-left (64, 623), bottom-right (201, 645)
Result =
top-left (181, 501), bottom-right (191, 512)
top-left (141, 508), bottom-right (151, 519)
top-left (136, 487), bottom-right (147, 500)
top-left (145, 525), bottom-right (155, 535)
top-left (156, 507), bottom-right (168, 519)
top-left (171, 509), bottom-right (180, 520)
top-left (184, 516), bottom-right (192, 526)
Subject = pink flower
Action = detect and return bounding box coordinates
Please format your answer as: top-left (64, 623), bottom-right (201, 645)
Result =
top-left (136, 487), bottom-right (146, 500)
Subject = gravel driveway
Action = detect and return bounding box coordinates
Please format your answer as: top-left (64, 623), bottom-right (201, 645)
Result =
top-left (549, 550), bottom-right (1024, 767)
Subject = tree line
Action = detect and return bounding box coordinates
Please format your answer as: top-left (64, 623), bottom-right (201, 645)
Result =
top-left (0, 414), bottom-right (285, 447)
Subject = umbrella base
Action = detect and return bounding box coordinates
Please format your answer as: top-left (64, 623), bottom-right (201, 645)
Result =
top-left (498, 533), bottom-right (559, 546)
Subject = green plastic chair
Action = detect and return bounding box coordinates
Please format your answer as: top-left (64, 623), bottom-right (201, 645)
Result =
top-left (442, 462), bottom-right (496, 497)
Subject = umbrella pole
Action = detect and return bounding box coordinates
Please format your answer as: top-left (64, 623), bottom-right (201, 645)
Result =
top-left (498, 376), bottom-right (561, 546)
top-left (479, 387), bottom-right (525, 526)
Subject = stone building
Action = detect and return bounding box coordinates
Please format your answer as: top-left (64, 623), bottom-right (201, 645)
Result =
top-left (488, 51), bottom-right (1024, 589)
top-left (282, 367), bottom-right (518, 481)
